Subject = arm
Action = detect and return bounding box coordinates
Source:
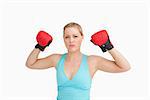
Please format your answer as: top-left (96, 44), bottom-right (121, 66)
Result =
top-left (25, 30), bottom-right (61, 69)
top-left (95, 48), bottom-right (130, 73)
top-left (25, 48), bottom-right (61, 69)
top-left (91, 30), bottom-right (130, 73)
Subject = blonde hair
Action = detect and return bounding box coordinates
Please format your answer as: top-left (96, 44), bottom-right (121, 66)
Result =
top-left (63, 22), bottom-right (83, 36)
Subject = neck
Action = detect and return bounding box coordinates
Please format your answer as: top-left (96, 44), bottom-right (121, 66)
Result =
top-left (66, 51), bottom-right (82, 61)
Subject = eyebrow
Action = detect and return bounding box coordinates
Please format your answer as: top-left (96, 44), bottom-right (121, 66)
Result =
top-left (64, 34), bottom-right (78, 36)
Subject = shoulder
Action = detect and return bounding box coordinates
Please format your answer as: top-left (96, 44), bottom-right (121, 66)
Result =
top-left (85, 54), bottom-right (103, 76)
top-left (50, 53), bottom-right (64, 61)
top-left (86, 55), bottom-right (99, 67)
top-left (87, 54), bottom-right (103, 62)
top-left (49, 53), bottom-right (62, 58)
top-left (47, 53), bottom-right (63, 67)
top-left (86, 54), bottom-right (104, 68)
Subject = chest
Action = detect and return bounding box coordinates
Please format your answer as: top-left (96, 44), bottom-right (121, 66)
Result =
top-left (64, 61), bottom-right (81, 80)
top-left (64, 58), bottom-right (97, 80)
top-left (56, 58), bottom-right (92, 89)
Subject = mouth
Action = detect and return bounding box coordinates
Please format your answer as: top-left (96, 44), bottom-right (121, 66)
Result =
top-left (69, 44), bottom-right (75, 47)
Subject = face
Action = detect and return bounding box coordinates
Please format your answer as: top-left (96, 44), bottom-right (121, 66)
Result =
top-left (63, 27), bottom-right (83, 53)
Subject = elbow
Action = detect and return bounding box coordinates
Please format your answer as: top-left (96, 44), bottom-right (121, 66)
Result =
top-left (121, 64), bottom-right (131, 72)
top-left (25, 62), bottom-right (33, 69)
top-left (125, 63), bottom-right (131, 71)
top-left (124, 66), bottom-right (131, 72)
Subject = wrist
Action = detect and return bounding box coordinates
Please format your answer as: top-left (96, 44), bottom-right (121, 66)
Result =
top-left (99, 39), bottom-right (114, 52)
top-left (35, 44), bottom-right (46, 51)
top-left (108, 48), bottom-right (115, 53)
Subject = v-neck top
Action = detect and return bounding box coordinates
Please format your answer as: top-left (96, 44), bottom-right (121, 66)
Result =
top-left (56, 53), bottom-right (92, 100)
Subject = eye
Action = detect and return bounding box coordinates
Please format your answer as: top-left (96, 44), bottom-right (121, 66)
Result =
top-left (74, 35), bottom-right (78, 38)
top-left (65, 36), bottom-right (69, 39)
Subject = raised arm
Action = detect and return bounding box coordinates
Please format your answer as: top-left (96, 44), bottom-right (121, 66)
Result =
top-left (26, 48), bottom-right (61, 69)
top-left (90, 30), bottom-right (130, 73)
top-left (93, 48), bottom-right (130, 73)
top-left (25, 30), bottom-right (61, 69)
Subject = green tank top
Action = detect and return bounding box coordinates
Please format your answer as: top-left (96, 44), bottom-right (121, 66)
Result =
top-left (56, 53), bottom-right (92, 100)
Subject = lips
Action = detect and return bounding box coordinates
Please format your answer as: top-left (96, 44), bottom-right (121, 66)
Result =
top-left (69, 44), bottom-right (75, 47)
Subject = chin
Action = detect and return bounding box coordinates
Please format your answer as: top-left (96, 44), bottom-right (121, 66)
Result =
top-left (68, 48), bottom-right (79, 53)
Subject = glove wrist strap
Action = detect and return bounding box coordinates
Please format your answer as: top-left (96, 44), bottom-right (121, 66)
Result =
top-left (35, 44), bottom-right (45, 51)
top-left (99, 39), bottom-right (114, 52)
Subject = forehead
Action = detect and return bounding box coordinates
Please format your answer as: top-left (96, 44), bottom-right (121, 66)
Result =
top-left (64, 27), bottom-right (80, 35)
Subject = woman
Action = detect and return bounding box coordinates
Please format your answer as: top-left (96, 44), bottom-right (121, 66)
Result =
top-left (26, 22), bottom-right (131, 100)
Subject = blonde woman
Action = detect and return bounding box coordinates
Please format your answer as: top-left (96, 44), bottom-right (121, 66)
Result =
top-left (26, 22), bottom-right (130, 100)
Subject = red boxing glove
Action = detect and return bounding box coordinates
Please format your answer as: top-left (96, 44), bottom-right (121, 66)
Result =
top-left (35, 30), bottom-right (53, 51)
top-left (90, 30), bottom-right (114, 52)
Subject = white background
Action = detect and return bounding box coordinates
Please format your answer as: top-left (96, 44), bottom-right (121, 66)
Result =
top-left (0, 0), bottom-right (150, 100)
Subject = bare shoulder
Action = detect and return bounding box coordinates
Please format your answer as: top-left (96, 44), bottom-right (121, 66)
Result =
top-left (87, 55), bottom-right (97, 68)
top-left (87, 54), bottom-right (106, 68)
top-left (87, 55), bottom-right (103, 63)
top-left (48, 53), bottom-right (62, 67)
top-left (86, 55), bottom-right (102, 77)
top-left (50, 53), bottom-right (62, 59)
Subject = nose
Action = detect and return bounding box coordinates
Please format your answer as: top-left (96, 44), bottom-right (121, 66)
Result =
top-left (69, 37), bottom-right (74, 43)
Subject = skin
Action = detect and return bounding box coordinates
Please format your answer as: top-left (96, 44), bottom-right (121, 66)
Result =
top-left (26, 27), bottom-right (131, 80)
